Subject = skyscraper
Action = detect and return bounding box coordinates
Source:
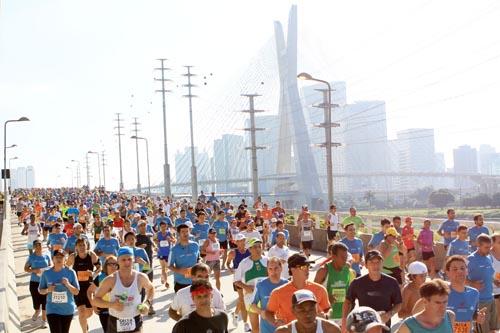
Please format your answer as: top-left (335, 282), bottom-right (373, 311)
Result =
top-left (453, 145), bottom-right (478, 189)
top-left (479, 144), bottom-right (496, 175)
top-left (213, 134), bottom-right (248, 192)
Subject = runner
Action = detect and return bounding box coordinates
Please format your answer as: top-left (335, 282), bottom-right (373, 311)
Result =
top-left (168, 263), bottom-right (225, 321)
top-left (401, 217), bottom-right (416, 265)
top-left (379, 227), bottom-right (405, 285)
top-left (93, 247), bottom-right (154, 333)
top-left (492, 233), bottom-right (500, 321)
top-left (275, 289), bottom-right (340, 333)
top-left (271, 201), bottom-right (285, 219)
top-left (87, 256), bottom-right (119, 333)
top-left (398, 261), bottom-right (428, 319)
top-left (94, 225), bottom-right (121, 263)
top-left (122, 232), bottom-right (151, 277)
top-left (445, 255), bottom-right (486, 333)
top-left (24, 239), bottom-right (52, 328)
top-left (396, 279), bottom-right (455, 333)
top-left (168, 223), bottom-right (200, 292)
top-left (314, 243), bottom-right (356, 325)
top-left (340, 223), bottom-right (364, 277)
top-left (66, 238), bottom-right (100, 333)
top-left (446, 225), bottom-right (470, 258)
top-left (271, 220), bottom-right (289, 246)
top-left (64, 223), bottom-right (89, 254)
top-left (38, 249), bottom-right (80, 333)
top-left (172, 280), bottom-right (228, 333)
top-left (341, 207), bottom-right (364, 229)
top-left (468, 214), bottom-right (489, 251)
top-left (346, 307), bottom-right (390, 333)
top-left (226, 233), bottom-right (250, 328)
top-left (174, 209), bottom-right (190, 227)
top-left (47, 223), bottom-right (68, 256)
top-left (92, 214), bottom-right (104, 243)
top-left (367, 219), bottom-right (391, 251)
top-left (212, 210), bottom-right (230, 266)
top-left (135, 221), bottom-right (155, 288)
top-left (325, 205), bottom-right (340, 243)
top-left (234, 238), bottom-right (268, 332)
top-left (153, 220), bottom-right (174, 288)
top-left (417, 220), bottom-right (437, 278)
top-left (26, 213), bottom-right (42, 255)
top-left (298, 211), bottom-right (315, 257)
top-left (437, 209), bottom-right (459, 250)
top-left (268, 232), bottom-right (290, 279)
top-left (202, 228), bottom-right (223, 290)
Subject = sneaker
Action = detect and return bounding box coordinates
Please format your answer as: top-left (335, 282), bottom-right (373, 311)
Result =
top-left (148, 306), bottom-right (156, 316)
top-left (40, 320), bottom-right (47, 328)
top-left (244, 322), bottom-right (252, 332)
top-left (31, 311), bottom-right (40, 321)
top-left (232, 312), bottom-right (239, 327)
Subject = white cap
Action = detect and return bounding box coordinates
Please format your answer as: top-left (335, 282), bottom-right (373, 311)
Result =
top-left (408, 261), bottom-right (428, 275)
top-left (185, 221), bottom-right (194, 228)
top-left (234, 233), bottom-right (246, 241)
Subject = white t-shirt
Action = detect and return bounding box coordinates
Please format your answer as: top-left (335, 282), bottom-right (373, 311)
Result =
top-left (170, 284), bottom-right (226, 318)
top-left (327, 213), bottom-right (340, 231)
top-left (268, 245), bottom-right (290, 279)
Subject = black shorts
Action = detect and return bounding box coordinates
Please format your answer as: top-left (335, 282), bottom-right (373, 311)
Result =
top-left (108, 315), bottom-right (142, 333)
top-left (229, 241), bottom-right (237, 249)
top-left (43, 225), bottom-right (53, 232)
top-left (174, 282), bottom-right (190, 293)
top-left (17, 212), bottom-right (22, 217)
top-left (422, 251), bottom-right (435, 261)
top-left (301, 241), bottom-right (313, 250)
top-left (495, 294), bottom-right (500, 299)
top-left (75, 283), bottom-right (92, 308)
top-left (219, 240), bottom-right (228, 250)
top-left (384, 266), bottom-right (403, 285)
top-left (29, 281), bottom-right (47, 310)
top-left (327, 230), bottom-right (338, 241)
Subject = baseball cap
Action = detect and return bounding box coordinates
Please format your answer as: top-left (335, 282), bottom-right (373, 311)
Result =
top-left (185, 221), bottom-right (194, 228)
top-left (270, 217), bottom-right (277, 223)
top-left (117, 246), bottom-right (135, 258)
top-left (53, 249), bottom-right (65, 257)
top-left (365, 250), bottom-right (383, 262)
top-left (385, 227), bottom-right (399, 238)
top-left (208, 228), bottom-right (216, 234)
top-left (288, 253), bottom-right (315, 268)
top-left (408, 261), bottom-right (428, 275)
top-left (234, 233), bottom-right (246, 241)
top-left (247, 219), bottom-right (255, 225)
top-left (291, 289), bottom-right (317, 306)
top-left (248, 237), bottom-right (262, 247)
top-left (73, 223), bottom-right (82, 229)
top-left (346, 306), bottom-right (389, 332)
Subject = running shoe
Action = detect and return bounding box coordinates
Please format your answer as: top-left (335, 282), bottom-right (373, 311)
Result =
top-left (244, 322), bottom-right (251, 332)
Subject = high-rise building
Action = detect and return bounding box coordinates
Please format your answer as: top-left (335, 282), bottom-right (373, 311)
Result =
top-left (26, 166), bottom-right (35, 188)
top-left (213, 134), bottom-right (248, 192)
top-left (10, 166), bottom-right (35, 189)
top-left (453, 145), bottom-right (478, 190)
top-left (174, 147), bottom-right (211, 193)
top-left (396, 128), bottom-right (436, 191)
top-left (479, 144), bottom-right (496, 175)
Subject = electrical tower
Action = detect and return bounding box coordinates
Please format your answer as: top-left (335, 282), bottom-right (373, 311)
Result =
top-left (114, 113), bottom-right (125, 192)
top-left (132, 117), bottom-right (142, 193)
top-left (155, 58), bottom-right (172, 197)
top-left (182, 65), bottom-right (198, 200)
top-left (241, 94), bottom-right (266, 202)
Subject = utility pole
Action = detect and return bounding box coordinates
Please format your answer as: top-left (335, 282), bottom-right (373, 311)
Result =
top-left (132, 117), bottom-right (141, 193)
top-left (241, 94), bottom-right (266, 202)
top-left (85, 152), bottom-right (90, 187)
top-left (114, 113), bottom-right (125, 192)
top-left (101, 151), bottom-right (106, 189)
top-left (154, 58), bottom-right (172, 197)
top-left (182, 65), bottom-right (198, 200)
top-left (313, 88), bottom-right (340, 206)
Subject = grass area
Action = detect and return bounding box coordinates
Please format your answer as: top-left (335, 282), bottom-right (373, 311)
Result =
top-left (356, 208), bottom-right (500, 220)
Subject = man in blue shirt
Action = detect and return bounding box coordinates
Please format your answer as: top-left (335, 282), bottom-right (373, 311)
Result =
top-left (154, 209), bottom-right (172, 231)
top-left (468, 214), bottom-right (489, 251)
top-left (192, 211), bottom-right (210, 246)
top-left (437, 208), bottom-right (459, 249)
top-left (368, 219), bottom-right (391, 251)
top-left (169, 224), bottom-right (200, 292)
top-left (47, 223), bottom-right (68, 256)
top-left (250, 257), bottom-right (288, 333)
top-left (212, 210), bottom-right (230, 266)
top-left (271, 220), bottom-right (289, 246)
top-left (340, 223), bottom-right (364, 276)
top-left (66, 204), bottom-right (80, 223)
top-left (123, 232), bottom-right (150, 273)
top-left (467, 234), bottom-right (498, 332)
top-left (446, 225), bottom-right (470, 258)
top-left (94, 225), bottom-right (120, 261)
top-left (174, 209), bottom-right (190, 227)
top-left (63, 223), bottom-right (89, 254)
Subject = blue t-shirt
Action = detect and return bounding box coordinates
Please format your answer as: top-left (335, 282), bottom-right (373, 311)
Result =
top-left (157, 231), bottom-right (172, 257)
top-left (48, 233), bottom-right (68, 251)
top-left (438, 219), bottom-right (460, 246)
top-left (252, 278), bottom-right (289, 333)
top-left (271, 229), bottom-right (290, 245)
top-left (192, 223), bottom-right (210, 243)
top-left (446, 239), bottom-right (470, 257)
top-left (467, 252), bottom-right (494, 302)
top-left (66, 207), bottom-right (80, 221)
top-left (38, 267), bottom-right (80, 315)
top-left (168, 241), bottom-right (200, 285)
top-left (468, 226), bottom-right (489, 251)
top-left (212, 220), bottom-right (229, 242)
top-left (368, 231), bottom-right (385, 249)
top-left (174, 217), bottom-right (191, 227)
top-left (26, 253), bottom-right (52, 283)
top-left (447, 285), bottom-right (479, 332)
top-left (341, 237), bottom-right (364, 275)
top-left (186, 212), bottom-right (196, 223)
top-left (155, 216), bottom-right (172, 228)
top-left (94, 237), bottom-right (121, 256)
top-left (63, 234), bottom-right (89, 253)
top-left (133, 247), bottom-right (150, 272)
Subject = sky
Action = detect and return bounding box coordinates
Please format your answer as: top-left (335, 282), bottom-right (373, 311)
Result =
top-left (1, 0), bottom-right (499, 190)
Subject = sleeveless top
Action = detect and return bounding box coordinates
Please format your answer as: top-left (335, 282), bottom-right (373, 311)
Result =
top-left (326, 264), bottom-right (353, 319)
top-left (300, 219), bottom-right (314, 241)
top-left (291, 319), bottom-right (324, 333)
top-left (205, 238), bottom-right (220, 262)
top-left (109, 271), bottom-right (142, 319)
top-left (73, 252), bottom-right (94, 285)
top-left (404, 312), bottom-right (453, 333)
top-left (233, 248), bottom-right (250, 269)
top-left (493, 251), bottom-right (500, 296)
top-left (383, 243), bottom-right (401, 271)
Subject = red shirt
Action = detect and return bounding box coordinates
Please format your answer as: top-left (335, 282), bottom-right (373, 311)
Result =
top-left (402, 225), bottom-right (415, 249)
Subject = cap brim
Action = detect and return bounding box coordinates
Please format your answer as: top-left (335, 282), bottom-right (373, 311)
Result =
top-left (365, 322), bottom-right (389, 331)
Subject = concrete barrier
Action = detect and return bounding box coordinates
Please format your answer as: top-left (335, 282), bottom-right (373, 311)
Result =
top-left (0, 202), bottom-right (21, 333)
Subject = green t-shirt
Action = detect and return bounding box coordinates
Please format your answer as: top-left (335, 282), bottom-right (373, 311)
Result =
top-left (326, 263), bottom-right (356, 319)
top-left (341, 216), bottom-right (364, 229)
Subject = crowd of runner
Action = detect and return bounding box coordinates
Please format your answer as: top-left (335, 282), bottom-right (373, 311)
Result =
top-left (10, 188), bottom-right (500, 333)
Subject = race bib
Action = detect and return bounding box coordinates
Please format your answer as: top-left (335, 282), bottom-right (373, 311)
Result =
top-left (257, 226), bottom-right (263, 231)
top-left (331, 288), bottom-right (346, 302)
top-left (212, 243), bottom-right (220, 251)
top-left (51, 291), bottom-right (68, 304)
top-left (303, 230), bottom-right (312, 238)
top-left (450, 231), bottom-right (457, 238)
top-left (453, 322), bottom-right (471, 333)
top-left (77, 271), bottom-right (90, 282)
top-left (218, 228), bottom-right (226, 235)
top-left (117, 318), bottom-right (136, 332)
top-left (351, 253), bottom-right (360, 263)
top-left (159, 240), bottom-right (169, 248)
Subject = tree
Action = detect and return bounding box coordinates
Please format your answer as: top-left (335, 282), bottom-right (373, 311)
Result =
top-left (364, 191), bottom-right (375, 208)
top-left (410, 186), bottom-right (434, 204)
top-left (429, 189), bottom-right (455, 208)
top-left (462, 194), bottom-right (492, 207)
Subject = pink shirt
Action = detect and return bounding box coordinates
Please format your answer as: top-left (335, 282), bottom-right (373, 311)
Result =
top-left (205, 239), bottom-right (221, 262)
top-left (417, 228), bottom-right (434, 252)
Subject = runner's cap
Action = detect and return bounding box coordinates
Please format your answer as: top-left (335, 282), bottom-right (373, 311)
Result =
top-left (291, 289), bottom-right (317, 305)
top-left (385, 227), bottom-right (399, 238)
top-left (408, 261), bottom-right (428, 275)
top-left (346, 306), bottom-right (389, 332)
top-left (248, 237), bottom-right (262, 247)
top-left (234, 233), bottom-right (246, 241)
top-left (288, 253), bottom-right (315, 268)
top-left (117, 246), bottom-right (134, 257)
top-left (365, 250), bottom-right (383, 262)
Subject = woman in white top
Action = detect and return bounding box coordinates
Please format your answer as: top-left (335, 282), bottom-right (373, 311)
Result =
top-left (325, 205), bottom-right (340, 244)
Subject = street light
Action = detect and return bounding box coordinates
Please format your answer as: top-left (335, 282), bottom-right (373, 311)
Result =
top-left (87, 151), bottom-right (101, 188)
top-left (6, 144), bottom-right (17, 149)
top-left (71, 160), bottom-right (81, 187)
top-left (131, 136), bottom-right (151, 194)
top-left (297, 72), bottom-right (338, 206)
top-left (3, 116), bottom-right (30, 222)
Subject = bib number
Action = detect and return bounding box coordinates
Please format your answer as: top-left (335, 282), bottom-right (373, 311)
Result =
top-left (159, 240), bottom-right (169, 248)
top-left (51, 291), bottom-right (68, 304)
top-left (77, 271), bottom-right (91, 281)
top-left (257, 226), bottom-right (263, 231)
top-left (117, 318), bottom-right (136, 332)
top-left (218, 228), bottom-right (226, 235)
top-left (331, 288), bottom-right (346, 302)
top-left (453, 322), bottom-right (470, 333)
top-left (212, 242), bottom-right (220, 251)
top-left (303, 230), bottom-right (312, 237)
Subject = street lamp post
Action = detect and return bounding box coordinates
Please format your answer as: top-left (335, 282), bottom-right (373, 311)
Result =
top-left (71, 160), bottom-right (81, 187)
top-left (298, 72), bottom-right (340, 206)
top-left (3, 117), bottom-right (30, 222)
top-left (88, 151), bottom-right (101, 188)
top-left (131, 136), bottom-right (151, 194)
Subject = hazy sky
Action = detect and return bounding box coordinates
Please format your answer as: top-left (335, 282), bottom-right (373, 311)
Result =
top-left (1, 0), bottom-right (499, 190)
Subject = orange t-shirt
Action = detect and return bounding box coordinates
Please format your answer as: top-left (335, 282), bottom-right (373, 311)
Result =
top-left (267, 281), bottom-right (331, 324)
top-left (262, 209), bottom-right (273, 220)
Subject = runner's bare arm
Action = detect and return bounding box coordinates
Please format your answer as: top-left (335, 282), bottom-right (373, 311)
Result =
top-left (168, 305), bottom-right (182, 321)
top-left (313, 265), bottom-right (327, 285)
top-left (65, 253), bottom-right (75, 267)
top-left (395, 323), bottom-right (411, 333)
top-left (341, 298), bottom-right (353, 333)
top-left (93, 275), bottom-right (118, 308)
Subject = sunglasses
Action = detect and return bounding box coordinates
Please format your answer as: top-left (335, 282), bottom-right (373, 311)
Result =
top-left (106, 263), bottom-right (118, 267)
top-left (295, 265), bottom-right (310, 271)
